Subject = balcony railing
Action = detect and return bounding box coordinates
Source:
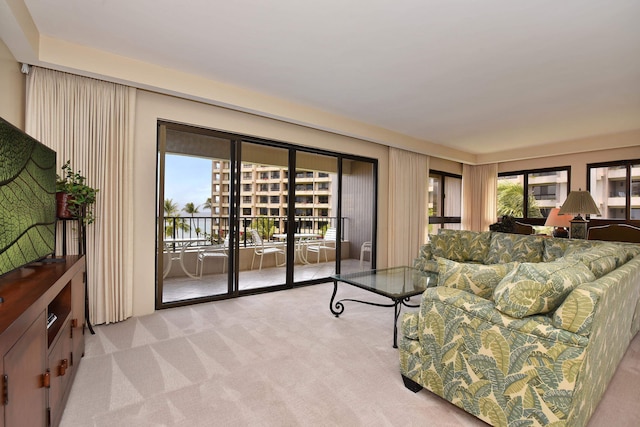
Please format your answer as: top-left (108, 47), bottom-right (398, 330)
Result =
top-left (163, 215), bottom-right (345, 246)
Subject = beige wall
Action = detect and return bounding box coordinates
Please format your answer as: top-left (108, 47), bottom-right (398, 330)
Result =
top-left (0, 39), bottom-right (25, 128)
top-left (498, 144), bottom-right (640, 191)
top-left (430, 156), bottom-right (463, 175)
top-left (132, 90), bottom-right (390, 316)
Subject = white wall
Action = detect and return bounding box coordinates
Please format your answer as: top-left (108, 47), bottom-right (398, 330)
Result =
top-left (0, 39), bottom-right (24, 128)
top-left (132, 90), bottom-right (390, 316)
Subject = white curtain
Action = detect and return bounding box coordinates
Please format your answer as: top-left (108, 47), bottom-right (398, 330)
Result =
top-left (462, 163), bottom-right (498, 231)
top-left (388, 147), bottom-right (429, 266)
top-left (25, 66), bottom-right (135, 324)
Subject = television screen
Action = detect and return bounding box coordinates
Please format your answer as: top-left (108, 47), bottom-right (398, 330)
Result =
top-left (0, 117), bottom-right (57, 277)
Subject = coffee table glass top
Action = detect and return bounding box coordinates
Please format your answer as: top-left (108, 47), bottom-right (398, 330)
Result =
top-left (331, 266), bottom-right (437, 299)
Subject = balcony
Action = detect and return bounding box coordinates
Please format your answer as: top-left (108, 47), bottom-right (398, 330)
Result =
top-left (160, 215), bottom-right (364, 303)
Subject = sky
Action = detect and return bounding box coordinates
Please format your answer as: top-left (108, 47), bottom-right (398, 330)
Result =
top-left (164, 154), bottom-right (212, 216)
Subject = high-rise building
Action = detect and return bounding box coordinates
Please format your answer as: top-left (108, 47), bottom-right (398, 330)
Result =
top-left (209, 161), bottom-right (334, 236)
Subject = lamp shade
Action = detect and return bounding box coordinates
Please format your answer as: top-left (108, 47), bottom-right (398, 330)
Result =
top-left (559, 190), bottom-right (601, 218)
top-left (544, 208), bottom-right (572, 228)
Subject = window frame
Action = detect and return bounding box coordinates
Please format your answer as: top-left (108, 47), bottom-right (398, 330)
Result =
top-left (497, 166), bottom-right (571, 225)
top-left (587, 159), bottom-right (640, 221)
top-left (428, 170), bottom-right (461, 230)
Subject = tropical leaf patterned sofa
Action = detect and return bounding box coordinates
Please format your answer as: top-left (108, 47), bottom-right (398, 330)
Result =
top-left (400, 230), bottom-right (640, 426)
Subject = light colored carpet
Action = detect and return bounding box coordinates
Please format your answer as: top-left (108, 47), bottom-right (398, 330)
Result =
top-left (60, 283), bottom-right (640, 426)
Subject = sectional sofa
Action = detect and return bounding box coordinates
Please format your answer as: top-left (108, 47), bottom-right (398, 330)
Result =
top-left (399, 230), bottom-right (640, 427)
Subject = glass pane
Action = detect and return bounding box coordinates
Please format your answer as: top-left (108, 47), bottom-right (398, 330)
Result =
top-left (589, 166), bottom-right (626, 219)
top-left (158, 129), bottom-right (231, 304)
top-left (341, 158), bottom-right (375, 273)
top-left (497, 174), bottom-right (525, 218)
top-left (293, 152), bottom-right (339, 279)
top-left (528, 170), bottom-right (568, 218)
top-left (429, 175), bottom-right (441, 217)
top-left (428, 175), bottom-right (441, 236)
top-left (238, 142), bottom-right (288, 291)
top-left (444, 176), bottom-right (462, 217)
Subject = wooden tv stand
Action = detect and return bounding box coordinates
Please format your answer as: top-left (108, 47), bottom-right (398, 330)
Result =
top-left (0, 256), bottom-right (85, 427)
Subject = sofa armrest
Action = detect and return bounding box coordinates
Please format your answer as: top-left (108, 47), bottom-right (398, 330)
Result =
top-left (407, 286), bottom-right (589, 425)
top-left (401, 312), bottom-right (420, 340)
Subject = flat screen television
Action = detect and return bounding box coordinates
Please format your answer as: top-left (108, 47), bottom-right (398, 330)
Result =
top-left (0, 117), bottom-right (57, 277)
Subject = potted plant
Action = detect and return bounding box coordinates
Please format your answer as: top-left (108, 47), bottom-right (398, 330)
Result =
top-left (56, 160), bottom-right (98, 224)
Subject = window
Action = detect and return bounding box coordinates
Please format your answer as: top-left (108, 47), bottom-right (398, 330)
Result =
top-left (588, 160), bottom-right (640, 220)
top-left (428, 170), bottom-right (461, 233)
top-left (498, 167), bottom-right (569, 219)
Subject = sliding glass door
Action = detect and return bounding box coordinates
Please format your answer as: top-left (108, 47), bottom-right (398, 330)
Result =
top-left (156, 121), bottom-right (377, 308)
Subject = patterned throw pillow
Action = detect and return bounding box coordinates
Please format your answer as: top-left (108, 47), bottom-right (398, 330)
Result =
top-left (437, 257), bottom-right (517, 300)
top-left (542, 238), bottom-right (572, 262)
top-left (457, 230), bottom-right (491, 262)
top-left (553, 287), bottom-right (599, 336)
top-left (430, 233), bottom-right (459, 260)
top-left (493, 260), bottom-right (596, 319)
top-left (563, 243), bottom-right (624, 278)
top-left (485, 233), bottom-right (545, 264)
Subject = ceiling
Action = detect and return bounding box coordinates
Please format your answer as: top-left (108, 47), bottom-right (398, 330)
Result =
top-left (2, 0), bottom-right (640, 160)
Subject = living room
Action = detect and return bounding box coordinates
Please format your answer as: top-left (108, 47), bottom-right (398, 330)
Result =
top-left (1, 1), bottom-right (639, 426)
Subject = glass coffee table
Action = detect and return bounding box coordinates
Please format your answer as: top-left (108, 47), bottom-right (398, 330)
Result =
top-left (330, 266), bottom-right (437, 348)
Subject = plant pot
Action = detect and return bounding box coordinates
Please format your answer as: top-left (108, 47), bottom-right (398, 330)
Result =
top-left (56, 192), bottom-right (74, 219)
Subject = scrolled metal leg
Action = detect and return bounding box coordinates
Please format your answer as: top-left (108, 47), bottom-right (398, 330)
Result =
top-left (330, 281), bottom-right (344, 317)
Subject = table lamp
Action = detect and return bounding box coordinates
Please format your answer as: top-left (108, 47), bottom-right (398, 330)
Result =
top-left (558, 189), bottom-right (601, 239)
top-left (544, 207), bottom-right (572, 238)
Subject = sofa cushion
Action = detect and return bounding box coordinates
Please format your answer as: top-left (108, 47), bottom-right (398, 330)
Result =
top-left (439, 229), bottom-right (491, 262)
top-left (437, 257), bottom-right (517, 300)
top-left (493, 259), bottom-right (596, 318)
top-left (486, 233), bottom-right (545, 264)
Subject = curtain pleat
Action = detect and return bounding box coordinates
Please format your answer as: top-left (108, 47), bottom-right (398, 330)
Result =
top-left (25, 67), bottom-right (135, 324)
top-left (387, 147), bottom-right (429, 266)
top-left (462, 163), bottom-right (498, 231)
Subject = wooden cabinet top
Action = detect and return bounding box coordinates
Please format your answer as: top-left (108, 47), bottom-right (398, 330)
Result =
top-left (0, 256), bottom-right (84, 337)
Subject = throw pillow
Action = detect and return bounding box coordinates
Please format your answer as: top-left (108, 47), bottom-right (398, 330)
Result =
top-left (493, 260), bottom-right (596, 319)
top-left (456, 230), bottom-right (491, 262)
top-left (485, 233), bottom-right (545, 264)
top-left (430, 233), bottom-right (459, 261)
top-left (437, 257), bottom-right (517, 300)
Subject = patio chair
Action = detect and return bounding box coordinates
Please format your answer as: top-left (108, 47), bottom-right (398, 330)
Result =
top-left (359, 241), bottom-right (372, 269)
top-left (306, 227), bottom-right (337, 263)
top-left (250, 229), bottom-right (286, 270)
top-left (196, 235), bottom-right (229, 278)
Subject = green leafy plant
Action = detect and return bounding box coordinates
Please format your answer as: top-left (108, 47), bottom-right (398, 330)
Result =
top-left (56, 160), bottom-right (98, 224)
